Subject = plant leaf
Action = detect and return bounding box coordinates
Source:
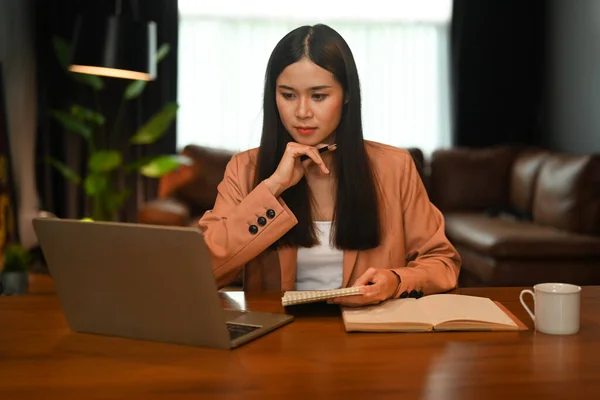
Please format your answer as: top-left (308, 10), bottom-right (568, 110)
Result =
top-left (124, 80), bottom-right (147, 100)
top-left (105, 189), bottom-right (131, 215)
top-left (139, 155), bottom-right (190, 178)
top-left (88, 151), bottom-right (123, 173)
top-left (45, 157), bottom-right (81, 184)
top-left (126, 154), bottom-right (192, 174)
top-left (52, 36), bottom-right (105, 90)
top-left (129, 102), bottom-right (179, 145)
top-left (50, 110), bottom-right (93, 140)
top-left (70, 105), bottom-right (105, 125)
top-left (157, 43), bottom-right (170, 63)
top-left (71, 72), bottom-right (104, 91)
top-left (52, 36), bottom-right (71, 69)
top-left (124, 156), bottom-right (158, 172)
top-left (2, 244), bottom-right (31, 272)
top-left (84, 173), bottom-right (109, 196)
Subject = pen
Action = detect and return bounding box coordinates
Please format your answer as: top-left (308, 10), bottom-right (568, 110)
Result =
top-left (300, 144), bottom-right (337, 162)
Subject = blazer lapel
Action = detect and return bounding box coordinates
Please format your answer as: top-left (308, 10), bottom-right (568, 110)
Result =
top-left (342, 250), bottom-right (358, 287)
top-left (278, 247), bottom-right (297, 291)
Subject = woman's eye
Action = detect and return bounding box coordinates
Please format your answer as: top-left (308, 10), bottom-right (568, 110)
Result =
top-left (312, 94), bottom-right (328, 101)
top-left (281, 92), bottom-right (295, 100)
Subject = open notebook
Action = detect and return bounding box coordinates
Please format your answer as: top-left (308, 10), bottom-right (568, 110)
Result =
top-left (281, 287), bottom-right (363, 306)
top-left (342, 294), bottom-right (527, 332)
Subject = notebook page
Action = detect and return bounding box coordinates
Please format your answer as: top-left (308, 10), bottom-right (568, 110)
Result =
top-left (417, 294), bottom-right (517, 327)
top-left (341, 298), bottom-right (434, 326)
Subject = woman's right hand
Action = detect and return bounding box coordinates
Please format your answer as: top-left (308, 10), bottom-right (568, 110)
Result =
top-left (263, 142), bottom-right (335, 197)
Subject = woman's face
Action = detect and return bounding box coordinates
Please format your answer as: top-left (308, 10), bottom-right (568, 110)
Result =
top-left (275, 58), bottom-right (344, 146)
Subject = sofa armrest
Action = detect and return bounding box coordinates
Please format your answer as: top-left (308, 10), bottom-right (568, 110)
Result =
top-left (137, 198), bottom-right (192, 226)
top-left (429, 146), bottom-right (516, 212)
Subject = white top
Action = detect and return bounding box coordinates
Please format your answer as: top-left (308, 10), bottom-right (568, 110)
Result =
top-left (295, 222), bottom-right (344, 290)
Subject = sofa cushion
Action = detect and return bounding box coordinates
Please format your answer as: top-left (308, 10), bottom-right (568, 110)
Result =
top-left (532, 153), bottom-right (600, 235)
top-left (138, 198), bottom-right (190, 226)
top-left (174, 145), bottom-right (235, 210)
top-left (509, 149), bottom-right (548, 216)
top-left (456, 245), bottom-right (600, 287)
top-left (444, 213), bottom-right (600, 259)
top-left (429, 146), bottom-right (515, 212)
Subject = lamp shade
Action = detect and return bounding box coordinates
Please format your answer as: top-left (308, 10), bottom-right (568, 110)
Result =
top-left (69, 15), bottom-right (157, 81)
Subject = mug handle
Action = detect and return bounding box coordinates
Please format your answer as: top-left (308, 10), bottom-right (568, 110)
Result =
top-left (519, 289), bottom-right (536, 322)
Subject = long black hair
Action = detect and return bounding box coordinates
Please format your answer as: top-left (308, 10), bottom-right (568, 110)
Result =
top-left (254, 24), bottom-right (381, 250)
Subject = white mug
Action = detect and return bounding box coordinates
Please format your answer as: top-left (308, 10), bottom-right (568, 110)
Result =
top-left (519, 283), bottom-right (581, 335)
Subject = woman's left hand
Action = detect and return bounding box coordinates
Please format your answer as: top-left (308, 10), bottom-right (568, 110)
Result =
top-left (327, 268), bottom-right (399, 307)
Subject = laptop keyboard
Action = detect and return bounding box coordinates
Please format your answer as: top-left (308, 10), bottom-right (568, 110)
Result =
top-left (226, 322), bottom-right (261, 341)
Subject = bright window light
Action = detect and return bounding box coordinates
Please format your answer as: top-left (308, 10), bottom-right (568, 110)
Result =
top-left (178, 1), bottom-right (452, 24)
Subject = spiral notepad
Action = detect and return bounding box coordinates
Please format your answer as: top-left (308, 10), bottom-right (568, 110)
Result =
top-left (281, 287), bottom-right (363, 306)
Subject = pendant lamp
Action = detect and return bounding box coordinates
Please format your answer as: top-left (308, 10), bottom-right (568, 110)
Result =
top-left (69, 0), bottom-right (157, 81)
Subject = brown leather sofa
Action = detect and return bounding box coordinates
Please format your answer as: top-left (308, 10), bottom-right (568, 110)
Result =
top-left (138, 145), bottom-right (237, 227)
top-left (428, 146), bottom-right (600, 287)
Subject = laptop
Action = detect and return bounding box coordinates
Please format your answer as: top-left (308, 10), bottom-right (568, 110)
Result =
top-left (32, 217), bottom-right (293, 349)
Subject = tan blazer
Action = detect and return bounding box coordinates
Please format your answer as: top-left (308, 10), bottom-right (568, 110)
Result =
top-left (199, 141), bottom-right (461, 297)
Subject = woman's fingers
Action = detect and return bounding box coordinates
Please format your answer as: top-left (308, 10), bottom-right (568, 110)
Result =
top-left (299, 144), bottom-right (337, 161)
top-left (327, 268), bottom-right (398, 307)
top-left (326, 284), bottom-right (384, 306)
top-left (293, 143), bottom-right (335, 175)
top-left (352, 267), bottom-right (378, 287)
top-left (300, 147), bottom-right (329, 174)
top-left (267, 143), bottom-right (333, 196)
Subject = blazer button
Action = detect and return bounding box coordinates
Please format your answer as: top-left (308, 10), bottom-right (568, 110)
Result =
top-left (266, 209), bottom-right (276, 219)
top-left (248, 225), bottom-right (259, 235)
top-left (257, 216), bottom-right (267, 226)
top-left (399, 291), bottom-right (409, 298)
top-left (409, 290), bottom-right (418, 298)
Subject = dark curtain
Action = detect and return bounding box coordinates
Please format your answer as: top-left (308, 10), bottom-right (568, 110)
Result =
top-left (450, 0), bottom-right (548, 148)
top-left (34, 0), bottom-right (178, 221)
top-left (0, 63), bottom-right (20, 245)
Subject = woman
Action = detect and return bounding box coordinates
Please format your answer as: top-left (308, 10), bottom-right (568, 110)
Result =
top-left (199, 24), bottom-right (461, 307)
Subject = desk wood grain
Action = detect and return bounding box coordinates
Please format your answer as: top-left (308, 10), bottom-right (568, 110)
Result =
top-left (1, 274), bottom-right (599, 399)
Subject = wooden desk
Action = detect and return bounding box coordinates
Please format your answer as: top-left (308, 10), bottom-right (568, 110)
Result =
top-left (1, 274), bottom-right (599, 399)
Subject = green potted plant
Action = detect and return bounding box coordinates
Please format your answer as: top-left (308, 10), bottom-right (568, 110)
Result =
top-left (0, 243), bottom-right (31, 295)
top-left (46, 37), bottom-right (188, 221)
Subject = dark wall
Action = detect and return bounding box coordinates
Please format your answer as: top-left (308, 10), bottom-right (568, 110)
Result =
top-left (451, 0), bottom-right (600, 154)
top-left (451, 0), bottom-right (547, 148)
top-left (543, 0), bottom-right (600, 154)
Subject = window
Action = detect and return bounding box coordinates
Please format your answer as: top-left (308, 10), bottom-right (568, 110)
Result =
top-left (177, 1), bottom-right (453, 155)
